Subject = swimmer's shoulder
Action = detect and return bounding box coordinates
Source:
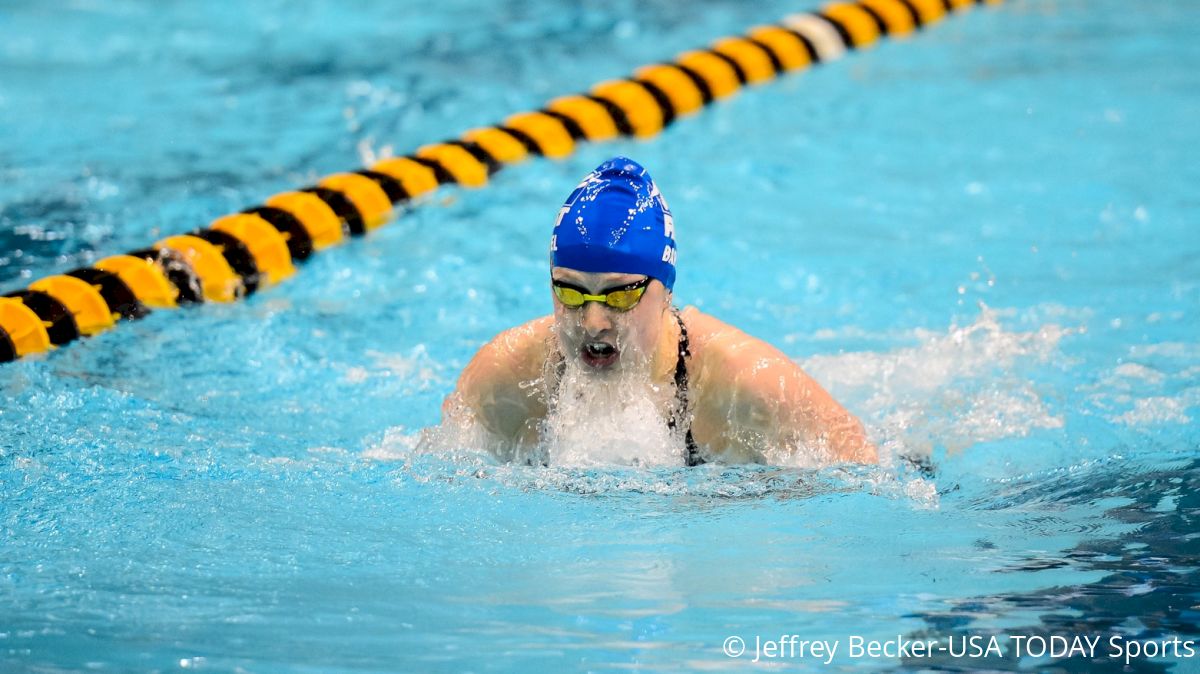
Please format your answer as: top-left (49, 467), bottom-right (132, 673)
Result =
top-left (678, 306), bottom-right (875, 463)
top-left (677, 306), bottom-right (784, 369)
top-left (448, 315), bottom-right (555, 440)
top-left (677, 305), bottom-right (805, 411)
top-left (461, 315), bottom-right (555, 387)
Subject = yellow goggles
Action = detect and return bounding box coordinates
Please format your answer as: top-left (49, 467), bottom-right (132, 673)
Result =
top-left (552, 278), bottom-right (650, 311)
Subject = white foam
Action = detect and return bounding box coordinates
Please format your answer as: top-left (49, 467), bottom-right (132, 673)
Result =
top-left (1112, 392), bottom-right (1197, 426)
top-left (1112, 362), bottom-right (1166, 385)
top-left (364, 426), bottom-right (420, 462)
top-left (1085, 341), bottom-right (1200, 427)
top-left (803, 305), bottom-right (1072, 460)
top-left (341, 346), bottom-right (446, 387)
top-left (539, 357), bottom-right (684, 468)
top-left (362, 438), bottom-right (938, 508)
top-left (1129, 342), bottom-right (1200, 359)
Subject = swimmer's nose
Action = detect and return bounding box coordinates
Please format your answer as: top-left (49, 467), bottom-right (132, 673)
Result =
top-left (581, 301), bottom-right (613, 336)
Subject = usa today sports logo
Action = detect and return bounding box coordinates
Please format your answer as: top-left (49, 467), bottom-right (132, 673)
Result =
top-left (720, 633), bottom-right (1197, 665)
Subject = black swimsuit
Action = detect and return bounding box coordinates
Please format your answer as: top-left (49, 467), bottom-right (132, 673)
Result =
top-left (552, 310), bottom-right (703, 466)
top-left (668, 311), bottom-right (705, 467)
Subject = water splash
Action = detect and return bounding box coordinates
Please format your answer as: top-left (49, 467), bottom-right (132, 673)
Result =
top-left (539, 356), bottom-right (684, 468)
top-left (1082, 342), bottom-right (1200, 427)
top-left (804, 305), bottom-right (1073, 461)
top-left (366, 427), bottom-right (937, 507)
top-left (402, 305), bottom-right (1078, 483)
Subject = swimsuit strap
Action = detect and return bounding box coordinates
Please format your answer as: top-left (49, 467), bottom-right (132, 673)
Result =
top-left (553, 342), bottom-right (566, 384)
top-left (669, 310), bottom-right (704, 467)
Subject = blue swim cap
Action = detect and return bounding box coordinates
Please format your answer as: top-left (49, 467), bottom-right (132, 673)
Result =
top-left (550, 156), bottom-right (677, 290)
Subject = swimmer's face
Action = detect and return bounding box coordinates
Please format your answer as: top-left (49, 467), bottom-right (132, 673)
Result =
top-left (551, 267), bottom-right (671, 374)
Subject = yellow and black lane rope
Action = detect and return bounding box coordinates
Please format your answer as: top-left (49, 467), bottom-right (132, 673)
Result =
top-left (0, 0), bottom-right (1001, 363)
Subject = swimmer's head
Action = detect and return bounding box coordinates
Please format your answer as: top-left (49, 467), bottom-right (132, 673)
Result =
top-left (550, 158), bottom-right (677, 374)
top-left (550, 156), bottom-right (676, 290)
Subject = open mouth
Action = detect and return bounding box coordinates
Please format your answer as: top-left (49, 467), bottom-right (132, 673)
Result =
top-left (581, 341), bottom-right (619, 369)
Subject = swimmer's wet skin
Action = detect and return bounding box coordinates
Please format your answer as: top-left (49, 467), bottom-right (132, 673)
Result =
top-left (443, 157), bottom-right (875, 466)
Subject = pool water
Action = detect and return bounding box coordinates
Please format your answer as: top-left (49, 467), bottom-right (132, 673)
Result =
top-left (2, 0), bottom-right (1198, 671)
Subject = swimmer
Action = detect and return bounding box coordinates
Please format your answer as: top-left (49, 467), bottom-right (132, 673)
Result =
top-left (441, 157), bottom-right (875, 466)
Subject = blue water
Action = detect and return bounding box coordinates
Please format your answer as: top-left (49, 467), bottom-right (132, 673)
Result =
top-left (2, 0), bottom-right (1198, 671)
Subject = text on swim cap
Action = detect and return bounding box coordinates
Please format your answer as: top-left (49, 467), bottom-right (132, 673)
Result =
top-left (662, 245), bottom-right (676, 265)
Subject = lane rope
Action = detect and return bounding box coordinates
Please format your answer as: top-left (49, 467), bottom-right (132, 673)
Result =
top-left (0, 0), bottom-right (1002, 362)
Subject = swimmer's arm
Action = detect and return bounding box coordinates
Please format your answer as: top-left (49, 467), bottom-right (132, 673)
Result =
top-left (443, 318), bottom-right (552, 444)
top-left (724, 345), bottom-right (877, 464)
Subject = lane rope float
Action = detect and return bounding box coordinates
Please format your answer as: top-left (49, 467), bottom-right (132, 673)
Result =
top-left (0, 0), bottom-right (1002, 362)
